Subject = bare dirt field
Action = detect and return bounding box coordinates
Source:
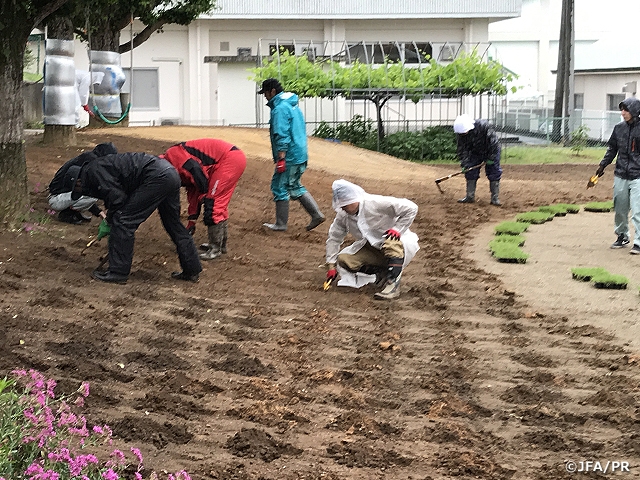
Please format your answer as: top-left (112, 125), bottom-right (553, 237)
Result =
top-left (2, 126), bottom-right (640, 479)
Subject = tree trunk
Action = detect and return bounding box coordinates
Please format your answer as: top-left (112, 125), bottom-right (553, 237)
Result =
top-left (43, 16), bottom-right (76, 146)
top-left (0, 29), bottom-right (30, 225)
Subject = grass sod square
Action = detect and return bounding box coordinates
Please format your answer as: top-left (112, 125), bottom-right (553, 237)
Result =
top-left (538, 205), bottom-right (568, 217)
top-left (515, 211), bottom-right (554, 224)
top-left (490, 242), bottom-right (529, 264)
top-left (554, 203), bottom-right (581, 214)
top-left (489, 235), bottom-right (526, 249)
top-left (494, 221), bottom-right (530, 235)
top-left (591, 272), bottom-right (629, 289)
top-left (571, 267), bottom-right (609, 282)
top-left (584, 201), bottom-right (614, 212)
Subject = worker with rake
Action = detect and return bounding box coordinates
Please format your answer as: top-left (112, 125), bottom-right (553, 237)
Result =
top-left (161, 138), bottom-right (247, 261)
top-left (453, 114), bottom-right (503, 206)
top-left (325, 179), bottom-right (419, 300)
top-left (594, 97), bottom-right (640, 254)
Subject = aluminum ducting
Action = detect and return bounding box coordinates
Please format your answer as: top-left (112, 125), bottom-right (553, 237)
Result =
top-left (89, 50), bottom-right (126, 117)
top-left (43, 39), bottom-right (76, 126)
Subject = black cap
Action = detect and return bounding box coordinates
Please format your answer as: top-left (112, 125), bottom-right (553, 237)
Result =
top-left (64, 165), bottom-right (83, 200)
top-left (257, 78), bottom-right (283, 94)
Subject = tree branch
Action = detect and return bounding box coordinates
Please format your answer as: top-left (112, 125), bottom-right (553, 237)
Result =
top-left (33, 0), bottom-right (72, 28)
top-left (119, 19), bottom-right (166, 53)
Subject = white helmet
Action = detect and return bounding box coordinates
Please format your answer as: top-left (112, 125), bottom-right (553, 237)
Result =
top-left (453, 114), bottom-right (475, 134)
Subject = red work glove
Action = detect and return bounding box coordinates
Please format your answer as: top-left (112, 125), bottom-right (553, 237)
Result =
top-left (276, 159), bottom-right (286, 173)
top-left (187, 221), bottom-right (196, 235)
top-left (384, 229), bottom-right (401, 241)
top-left (326, 268), bottom-right (338, 282)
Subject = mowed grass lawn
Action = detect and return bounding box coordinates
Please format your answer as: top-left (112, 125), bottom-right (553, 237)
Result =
top-left (501, 145), bottom-right (607, 165)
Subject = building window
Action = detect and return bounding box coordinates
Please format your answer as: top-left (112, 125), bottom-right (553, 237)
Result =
top-left (346, 42), bottom-right (432, 64)
top-left (574, 93), bottom-right (584, 109)
top-left (608, 94), bottom-right (625, 111)
top-left (121, 68), bottom-right (159, 110)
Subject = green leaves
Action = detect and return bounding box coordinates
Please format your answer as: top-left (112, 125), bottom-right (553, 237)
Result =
top-left (251, 50), bottom-right (511, 99)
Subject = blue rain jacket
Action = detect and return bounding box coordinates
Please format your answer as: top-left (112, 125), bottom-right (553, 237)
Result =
top-left (267, 92), bottom-right (308, 166)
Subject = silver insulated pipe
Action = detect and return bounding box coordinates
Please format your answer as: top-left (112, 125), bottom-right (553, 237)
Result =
top-left (43, 39), bottom-right (76, 125)
top-left (89, 50), bottom-right (126, 117)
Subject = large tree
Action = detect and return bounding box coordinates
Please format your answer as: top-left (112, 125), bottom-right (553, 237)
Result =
top-left (71, 0), bottom-right (217, 53)
top-left (0, 0), bottom-right (71, 224)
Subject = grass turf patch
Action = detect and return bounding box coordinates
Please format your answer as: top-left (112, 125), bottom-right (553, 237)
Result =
top-left (538, 205), bottom-right (568, 217)
top-left (494, 221), bottom-right (530, 235)
top-left (489, 235), bottom-right (526, 248)
top-left (515, 211), bottom-right (554, 224)
top-left (591, 272), bottom-right (629, 289)
top-left (571, 267), bottom-right (629, 289)
top-left (490, 242), bottom-right (529, 263)
top-left (571, 267), bottom-right (609, 281)
top-left (584, 201), bottom-right (614, 212)
top-left (554, 203), bottom-right (581, 214)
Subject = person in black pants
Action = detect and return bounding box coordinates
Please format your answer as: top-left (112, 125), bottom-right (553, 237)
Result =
top-left (65, 152), bottom-right (202, 284)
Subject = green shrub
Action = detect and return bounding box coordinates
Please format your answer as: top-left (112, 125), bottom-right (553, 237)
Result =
top-left (584, 201), bottom-right (614, 212)
top-left (494, 221), bottom-right (530, 235)
top-left (571, 267), bottom-right (609, 281)
top-left (313, 119), bottom-right (457, 161)
top-left (570, 124), bottom-right (591, 155)
top-left (515, 211), bottom-right (554, 224)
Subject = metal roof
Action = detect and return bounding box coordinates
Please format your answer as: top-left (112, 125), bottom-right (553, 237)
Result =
top-left (203, 0), bottom-right (522, 19)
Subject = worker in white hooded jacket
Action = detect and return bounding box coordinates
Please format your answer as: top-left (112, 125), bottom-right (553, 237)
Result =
top-left (325, 179), bottom-right (419, 300)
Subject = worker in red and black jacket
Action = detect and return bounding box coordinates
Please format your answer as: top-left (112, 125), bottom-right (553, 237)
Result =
top-left (162, 138), bottom-right (247, 260)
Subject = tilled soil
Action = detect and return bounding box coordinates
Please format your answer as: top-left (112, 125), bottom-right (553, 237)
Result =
top-left (1, 127), bottom-right (638, 479)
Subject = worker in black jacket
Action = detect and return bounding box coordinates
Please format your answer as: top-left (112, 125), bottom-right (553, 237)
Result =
top-left (48, 143), bottom-right (116, 223)
top-left (65, 152), bottom-right (202, 283)
top-left (595, 97), bottom-right (640, 253)
top-left (453, 114), bottom-right (503, 206)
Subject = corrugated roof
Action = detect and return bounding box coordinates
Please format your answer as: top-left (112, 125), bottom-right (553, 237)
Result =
top-left (202, 0), bottom-right (522, 19)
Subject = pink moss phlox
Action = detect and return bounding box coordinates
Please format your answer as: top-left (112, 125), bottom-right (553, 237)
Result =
top-left (67, 453), bottom-right (99, 476)
top-left (25, 461), bottom-right (60, 480)
top-left (102, 468), bottom-right (119, 480)
top-left (106, 449), bottom-right (126, 468)
top-left (78, 382), bottom-right (90, 398)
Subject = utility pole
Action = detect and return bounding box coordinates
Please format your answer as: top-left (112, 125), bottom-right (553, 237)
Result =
top-left (552, 0), bottom-right (574, 143)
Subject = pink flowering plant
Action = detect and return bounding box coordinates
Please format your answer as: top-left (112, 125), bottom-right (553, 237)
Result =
top-left (0, 370), bottom-right (191, 480)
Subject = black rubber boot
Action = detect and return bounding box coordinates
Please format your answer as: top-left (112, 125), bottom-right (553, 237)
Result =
top-left (200, 221), bottom-right (226, 260)
top-left (297, 192), bottom-right (325, 231)
top-left (458, 179), bottom-right (477, 203)
top-left (263, 200), bottom-right (289, 231)
top-left (490, 180), bottom-right (502, 206)
top-left (221, 221), bottom-right (228, 254)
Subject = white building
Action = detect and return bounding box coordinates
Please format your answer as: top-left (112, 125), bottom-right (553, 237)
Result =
top-left (489, 0), bottom-right (640, 112)
top-left (67, 0), bottom-right (522, 127)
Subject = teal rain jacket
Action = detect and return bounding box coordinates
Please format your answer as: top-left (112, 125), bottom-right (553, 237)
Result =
top-left (267, 92), bottom-right (308, 166)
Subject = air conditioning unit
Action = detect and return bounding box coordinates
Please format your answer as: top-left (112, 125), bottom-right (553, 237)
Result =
top-left (160, 118), bottom-right (180, 126)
